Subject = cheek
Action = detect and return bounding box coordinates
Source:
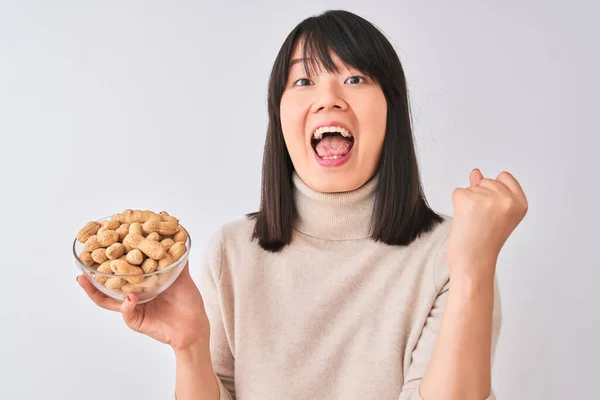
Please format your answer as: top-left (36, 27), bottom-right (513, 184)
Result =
top-left (281, 96), bottom-right (302, 130)
top-left (279, 95), bottom-right (306, 153)
top-left (357, 94), bottom-right (387, 150)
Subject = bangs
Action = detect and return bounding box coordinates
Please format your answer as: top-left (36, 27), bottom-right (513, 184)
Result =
top-left (291, 13), bottom-right (387, 84)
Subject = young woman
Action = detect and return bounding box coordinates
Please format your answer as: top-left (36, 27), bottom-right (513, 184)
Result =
top-left (77, 10), bottom-right (528, 400)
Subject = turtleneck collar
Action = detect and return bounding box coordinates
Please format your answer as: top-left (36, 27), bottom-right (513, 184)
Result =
top-left (291, 171), bottom-right (379, 241)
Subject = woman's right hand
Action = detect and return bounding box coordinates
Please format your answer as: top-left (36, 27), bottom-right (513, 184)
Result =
top-left (76, 261), bottom-right (211, 352)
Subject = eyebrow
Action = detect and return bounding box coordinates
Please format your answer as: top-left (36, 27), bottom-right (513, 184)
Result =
top-left (288, 58), bottom-right (309, 67)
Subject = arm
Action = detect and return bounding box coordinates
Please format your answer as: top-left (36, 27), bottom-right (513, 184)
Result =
top-left (408, 168), bottom-right (526, 399)
top-left (398, 240), bottom-right (502, 400)
top-left (175, 343), bottom-right (221, 400)
top-left (419, 267), bottom-right (497, 400)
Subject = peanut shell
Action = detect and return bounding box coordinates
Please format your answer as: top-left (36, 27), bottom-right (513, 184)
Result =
top-left (77, 221), bottom-right (101, 243)
top-left (91, 248), bottom-right (108, 264)
top-left (106, 243), bottom-right (125, 260)
top-left (141, 258), bottom-right (158, 274)
top-left (168, 242), bottom-right (186, 261)
top-left (110, 259), bottom-right (144, 284)
top-left (126, 249), bottom-right (144, 265)
top-left (123, 233), bottom-right (166, 261)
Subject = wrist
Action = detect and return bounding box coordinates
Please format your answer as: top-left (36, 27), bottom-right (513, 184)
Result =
top-left (174, 341), bottom-right (212, 364)
top-left (449, 270), bottom-right (495, 304)
top-left (449, 255), bottom-right (496, 280)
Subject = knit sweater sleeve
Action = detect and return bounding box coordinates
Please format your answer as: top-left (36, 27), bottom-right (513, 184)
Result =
top-left (398, 236), bottom-right (502, 400)
top-left (199, 228), bottom-right (236, 400)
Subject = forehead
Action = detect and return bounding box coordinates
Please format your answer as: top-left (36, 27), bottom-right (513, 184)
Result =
top-left (288, 40), bottom-right (349, 75)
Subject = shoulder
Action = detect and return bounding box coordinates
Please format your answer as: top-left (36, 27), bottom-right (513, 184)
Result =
top-left (203, 215), bottom-right (258, 258)
top-left (407, 212), bottom-right (453, 262)
top-left (423, 212), bottom-right (453, 247)
top-left (199, 215), bottom-right (258, 281)
top-left (410, 212), bottom-right (453, 292)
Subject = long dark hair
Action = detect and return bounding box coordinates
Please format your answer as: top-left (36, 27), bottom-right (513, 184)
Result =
top-left (247, 9), bottom-right (444, 252)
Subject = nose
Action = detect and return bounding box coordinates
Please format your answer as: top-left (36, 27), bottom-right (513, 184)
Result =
top-left (311, 83), bottom-right (348, 113)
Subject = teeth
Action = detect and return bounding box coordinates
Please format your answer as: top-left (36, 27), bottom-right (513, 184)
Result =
top-left (312, 126), bottom-right (352, 140)
top-left (321, 155), bottom-right (343, 160)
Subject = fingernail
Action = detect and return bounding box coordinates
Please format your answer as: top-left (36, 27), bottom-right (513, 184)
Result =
top-left (126, 295), bottom-right (131, 302)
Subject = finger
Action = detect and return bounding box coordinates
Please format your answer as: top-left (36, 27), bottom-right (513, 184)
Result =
top-left (469, 168), bottom-right (484, 187)
top-left (120, 293), bottom-right (144, 332)
top-left (496, 171), bottom-right (527, 201)
top-left (77, 275), bottom-right (121, 312)
top-left (467, 185), bottom-right (493, 196)
top-left (477, 178), bottom-right (512, 196)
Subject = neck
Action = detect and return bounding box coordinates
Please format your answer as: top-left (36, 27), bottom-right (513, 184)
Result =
top-left (291, 171), bottom-right (378, 241)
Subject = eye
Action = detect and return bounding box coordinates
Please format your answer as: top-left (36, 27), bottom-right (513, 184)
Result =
top-left (293, 78), bottom-right (313, 87)
top-left (345, 76), bottom-right (366, 84)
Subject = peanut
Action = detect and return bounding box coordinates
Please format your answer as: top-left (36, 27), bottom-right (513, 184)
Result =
top-left (95, 261), bottom-right (113, 284)
top-left (105, 277), bottom-right (126, 290)
top-left (102, 220), bottom-right (120, 230)
top-left (83, 236), bottom-right (99, 252)
top-left (91, 248), bottom-right (108, 264)
top-left (111, 209), bottom-right (158, 224)
top-left (110, 259), bottom-right (144, 284)
top-left (106, 243), bottom-right (125, 260)
top-left (161, 238), bottom-right (175, 251)
top-left (126, 249), bottom-right (144, 265)
top-left (116, 223), bottom-right (130, 241)
top-left (142, 216), bottom-right (178, 236)
top-left (84, 230), bottom-right (119, 252)
top-left (123, 233), bottom-right (166, 260)
top-left (79, 251), bottom-right (94, 267)
top-left (129, 222), bottom-right (143, 236)
top-left (97, 220), bottom-right (120, 235)
top-left (137, 274), bottom-right (159, 290)
top-left (141, 258), bottom-right (157, 274)
top-left (121, 283), bottom-right (144, 294)
top-left (168, 242), bottom-right (187, 261)
top-left (173, 227), bottom-right (188, 243)
top-left (158, 253), bottom-right (174, 270)
top-left (77, 221), bottom-right (101, 243)
top-left (146, 232), bottom-right (161, 241)
top-left (77, 209), bottom-right (188, 295)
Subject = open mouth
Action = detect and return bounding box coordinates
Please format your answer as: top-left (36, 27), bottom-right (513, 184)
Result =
top-left (311, 130), bottom-right (355, 160)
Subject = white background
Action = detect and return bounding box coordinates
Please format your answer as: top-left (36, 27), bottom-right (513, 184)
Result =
top-left (1, 1), bottom-right (598, 399)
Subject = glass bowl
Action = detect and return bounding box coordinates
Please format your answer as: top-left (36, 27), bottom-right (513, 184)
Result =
top-left (73, 216), bottom-right (191, 304)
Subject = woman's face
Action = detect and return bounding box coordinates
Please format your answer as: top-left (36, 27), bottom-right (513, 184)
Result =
top-left (280, 42), bottom-right (387, 193)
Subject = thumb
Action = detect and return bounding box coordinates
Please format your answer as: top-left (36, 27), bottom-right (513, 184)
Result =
top-left (469, 168), bottom-right (484, 187)
top-left (120, 294), bottom-right (143, 332)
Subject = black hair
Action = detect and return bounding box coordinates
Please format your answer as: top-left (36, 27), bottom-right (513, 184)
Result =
top-left (247, 9), bottom-right (444, 252)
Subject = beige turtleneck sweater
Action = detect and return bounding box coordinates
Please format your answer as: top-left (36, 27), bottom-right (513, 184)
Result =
top-left (191, 172), bottom-right (502, 400)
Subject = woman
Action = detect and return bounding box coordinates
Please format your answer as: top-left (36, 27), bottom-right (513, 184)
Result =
top-left (77, 10), bottom-right (528, 400)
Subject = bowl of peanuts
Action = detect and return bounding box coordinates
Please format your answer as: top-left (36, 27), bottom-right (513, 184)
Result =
top-left (72, 209), bottom-right (191, 304)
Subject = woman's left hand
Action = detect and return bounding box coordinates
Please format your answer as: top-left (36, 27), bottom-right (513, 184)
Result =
top-left (446, 168), bottom-right (528, 278)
